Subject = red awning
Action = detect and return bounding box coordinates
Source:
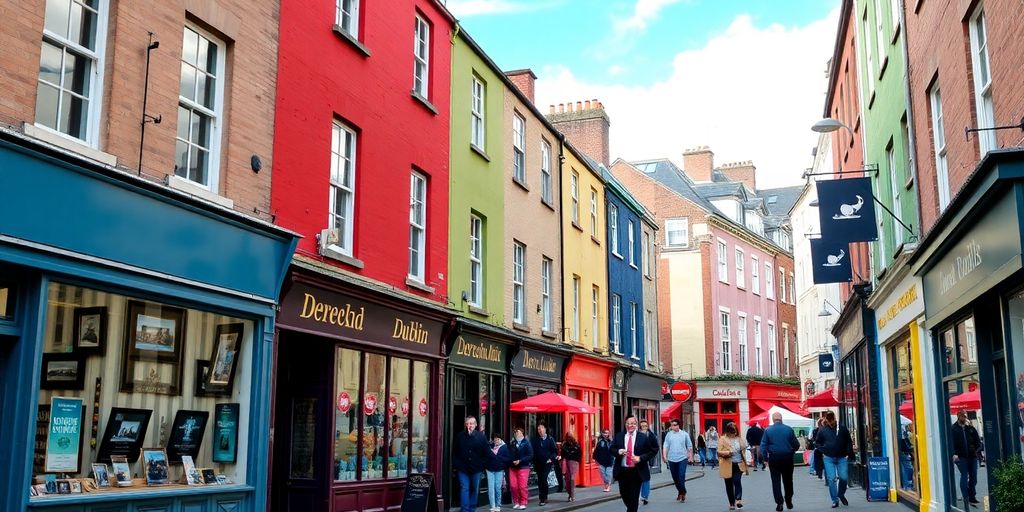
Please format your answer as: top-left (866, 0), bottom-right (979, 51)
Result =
top-left (751, 400), bottom-right (777, 413)
top-left (804, 389), bottom-right (839, 407)
top-left (509, 391), bottom-right (597, 413)
top-left (661, 401), bottom-right (683, 421)
top-left (781, 402), bottom-right (809, 416)
top-left (949, 390), bottom-right (981, 411)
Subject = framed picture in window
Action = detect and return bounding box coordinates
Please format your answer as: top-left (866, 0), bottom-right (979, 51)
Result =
top-left (124, 301), bottom-right (186, 364)
top-left (96, 407), bottom-right (152, 463)
top-left (205, 323), bottom-right (243, 395)
top-left (40, 353), bottom-right (85, 390)
top-left (141, 448), bottom-right (169, 485)
top-left (72, 306), bottom-right (107, 355)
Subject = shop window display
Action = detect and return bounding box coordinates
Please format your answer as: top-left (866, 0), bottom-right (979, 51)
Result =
top-left (890, 340), bottom-right (920, 496)
top-left (939, 316), bottom-right (987, 510)
top-left (1006, 292), bottom-right (1024, 461)
top-left (30, 282), bottom-right (253, 499)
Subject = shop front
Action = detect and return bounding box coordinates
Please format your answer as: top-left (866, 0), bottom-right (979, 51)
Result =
top-left (660, 380), bottom-right (695, 435)
top-left (563, 352), bottom-right (615, 487)
top-left (912, 151), bottom-right (1024, 512)
top-left (612, 367), bottom-right (627, 434)
top-left (747, 382), bottom-right (805, 428)
top-left (694, 381), bottom-right (747, 435)
top-left (509, 341), bottom-right (568, 494)
top-left (0, 134), bottom-right (298, 512)
top-left (272, 268), bottom-right (449, 512)
top-left (443, 322), bottom-right (512, 508)
top-left (625, 369), bottom-right (666, 476)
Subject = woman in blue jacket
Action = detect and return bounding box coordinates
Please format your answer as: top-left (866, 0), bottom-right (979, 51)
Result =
top-left (508, 428), bottom-right (533, 509)
top-left (486, 433), bottom-right (513, 512)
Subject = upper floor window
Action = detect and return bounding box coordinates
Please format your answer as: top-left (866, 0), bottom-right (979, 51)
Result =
top-left (735, 247), bottom-right (745, 289)
top-left (609, 204), bottom-right (619, 255)
top-left (590, 188), bottom-right (599, 239)
top-left (540, 140), bottom-right (553, 204)
top-left (765, 261), bottom-right (774, 300)
top-left (471, 77), bottom-right (485, 149)
top-left (630, 302), bottom-right (638, 359)
top-left (754, 318), bottom-right (763, 375)
top-left (408, 171), bottom-right (427, 282)
top-left (720, 309), bottom-right (731, 372)
top-left (413, 15), bottom-right (430, 98)
top-left (887, 142), bottom-right (903, 248)
top-left (512, 242), bottom-right (525, 324)
top-left (645, 309), bottom-right (654, 365)
top-left (571, 276), bottom-right (580, 342)
top-left (642, 231), bottom-right (651, 277)
top-left (751, 255), bottom-right (760, 295)
top-left (930, 86), bottom-right (950, 210)
top-left (512, 113), bottom-right (526, 183)
top-left (541, 257), bottom-right (552, 332)
top-left (37, 0), bottom-right (105, 144)
top-left (591, 285), bottom-right (600, 350)
top-left (717, 239), bottom-right (728, 283)
top-left (666, 218), bottom-right (688, 247)
top-left (176, 25), bottom-right (225, 190)
top-left (329, 122), bottom-right (357, 256)
top-left (627, 222), bottom-right (636, 266)
top-left (611, 293), bottom-right (621, 351)
top-left (969, 8), bottom-right (996, 155)
top-left (570, 172), bottom-right (580, 224)
top-left (789, 272), bottom-right (795, 304)
top-left (469, 215), bottom-right (484, 307)
top-left (779, 267), bottom-right (786, 303)
top-left (874, 0), bottom-right (885, 71)
top-left (336, 0), bottom-right (360, 38)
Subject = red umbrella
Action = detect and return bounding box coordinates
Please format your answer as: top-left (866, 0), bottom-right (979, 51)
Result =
top-left (509, 391), bottom-right (597, 413)
top-left (949, 390), bottom-right (981, 411)
top-left (899, 399), bottom-right (915, 419)
top-left (804, 388), bottom-right (840, 407)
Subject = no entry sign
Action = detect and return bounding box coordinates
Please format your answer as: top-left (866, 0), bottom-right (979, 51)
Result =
top-left (670, 382), bottom-right (693, 402)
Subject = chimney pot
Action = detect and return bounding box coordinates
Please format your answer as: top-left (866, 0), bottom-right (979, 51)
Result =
top-left (559, 103), bottom-right (565, 113)
top-left (585, 100), bottom-right (592, 110)
top-left (549, 105), bottom-right (555, 114)
top-left (576, 101), bottom-right (583, 111)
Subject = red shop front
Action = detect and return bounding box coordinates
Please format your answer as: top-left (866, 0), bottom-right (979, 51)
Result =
top-left (563, 353), bottom-right (615, 487)
top-left (747, 381), bottom-right (806, 423)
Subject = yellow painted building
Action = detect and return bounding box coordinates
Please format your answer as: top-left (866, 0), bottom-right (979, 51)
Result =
top-left (561, 143), bottom-right (608, 353)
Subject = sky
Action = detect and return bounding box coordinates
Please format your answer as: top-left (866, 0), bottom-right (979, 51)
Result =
top-left (445, 0), bottom-right (841, 189)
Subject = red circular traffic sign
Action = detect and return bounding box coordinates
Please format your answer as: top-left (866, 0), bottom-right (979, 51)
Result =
top-left (670, 382), bottom-right (692, 402)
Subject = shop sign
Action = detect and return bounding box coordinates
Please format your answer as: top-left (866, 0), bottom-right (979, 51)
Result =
top-left (819, 354), bottom-right (835, 373)
top-left (922, 192), bottom-right (1022, 326)
top-left (448, 333), bottom-right (508, 372)
top-left (866, 457), bottom-right (890, 502)
top-left (817, 177), bottom-right (879, 242)
top-left (565, 356), bottom-right (613, 389)
top-left (626, 372), bottom-right (666, 400)
top-left (748, 382), bottom-right (801, 401)
top-left (695, 382), bottom-right (747, 400)
top-left (511, 347), bottom-right (566, 382)
top-left (363, 393), bottom-right (378, 416)
top-left (670, 382), bottom-right (692, 402)
top-left (875, 277), bottom-right (924, 342)
top-left (279, 282), bottom-right (445, 355)
top-left (612, 369), bottom-right (626, 390)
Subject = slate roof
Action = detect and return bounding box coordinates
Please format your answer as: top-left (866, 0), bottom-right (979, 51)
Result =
top-left (758, 186), bottom-right (804, 217)
top-left (629, 158), bottom-right (720, 214)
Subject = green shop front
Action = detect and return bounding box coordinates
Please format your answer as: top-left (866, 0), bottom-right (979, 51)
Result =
top-left (0, 132), bottom-right (297, 511)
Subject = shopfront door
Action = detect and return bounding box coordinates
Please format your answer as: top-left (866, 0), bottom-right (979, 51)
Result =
top-left (701, 401), bottom-right (739, 433)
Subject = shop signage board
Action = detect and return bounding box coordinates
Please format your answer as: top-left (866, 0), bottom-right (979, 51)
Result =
top-left (819, 354), bottom-right (835, 373)
top-left (816, 178), bottom-right (879, 242)
top-left (510, 347), bottom-right (566, 382)
top-left (400, 472), bottom-right (437, 512)
top-left (626, 372), bottom-right (666, 400)
top-left (695, 382), bottom-right (747, 400)
top-left (448, 333), bottom-right (508, 372)
top-left (45, 397), bottom-right (83, 473)
top-left (810, 238), bottom-right (853, 284)
top-left (875, 277), bottom-right (924, 342)
top-left (866, 457), bottom-right (890, 502)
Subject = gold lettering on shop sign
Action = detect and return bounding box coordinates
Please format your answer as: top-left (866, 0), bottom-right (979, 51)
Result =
top-left (299, 293), bottom-right (365, 330)
top-left (392, 318), bottom-right (430, 345)
top-left (454, 336), bottom-right (502, 362)
top-left (521, 349), bottom-right (557, 373)
top-left (877, 285), bottom-right (919, 330)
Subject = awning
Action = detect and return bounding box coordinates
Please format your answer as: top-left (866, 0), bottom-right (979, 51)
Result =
top-left (804, 388), bottom-right (840, 407)
top-left (753, 399), bottom-right (807, 416)
top-left (751, 400), bottom-right (777, 413)
top-left (661, 401), bottom-right (683, 421)
top-left (781, 402), bottom-right (809, 416)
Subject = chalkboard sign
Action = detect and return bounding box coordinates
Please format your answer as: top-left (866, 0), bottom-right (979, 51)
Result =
top-left (866, 457), bottom-right (890, 502)
top-left (401, 473), bottom-right (437, 512)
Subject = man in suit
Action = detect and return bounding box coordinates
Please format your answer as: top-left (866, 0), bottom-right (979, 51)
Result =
top-left (452, 416), bottom-right (490, 512)
top-left (613, 415), bottom-right (659, 512)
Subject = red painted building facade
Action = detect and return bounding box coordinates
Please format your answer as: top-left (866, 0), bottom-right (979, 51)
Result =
top-left (269, 1), bottom-right (455, 511)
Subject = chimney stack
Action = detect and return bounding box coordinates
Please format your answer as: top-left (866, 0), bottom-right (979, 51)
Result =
top-left (682, 146), bottom-right (715, 182)
top-left (720, 160), bottom-right (757, 191)
top-left (505, 69), bottom-right (537, 103)
top-left (546, 98), bottom-right (611, 167)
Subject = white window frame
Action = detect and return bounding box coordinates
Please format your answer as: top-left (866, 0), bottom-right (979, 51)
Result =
top-left (751, 255), bottom-right (760, 295)
top-left (36, 0), bottom-right (108, 147)
top-left (329, 122), bottom-right (358, 256)
top-left (413, 15), bottom-right (430, 98)
top-left (890, 0), bottom-right (901, 36)
top-left (176, 24), bottom-right (226, 191)
top-left (469, 215), bottom-right (484, 307)
top-left (471, 77), bottom-right (485, 149)
top-left (609, 204), bottom-right (620, 255)
top-left (789, 272), bottom-right (795, 304)
top-left (407, 171), bottom-right (427, 281)
top-left (930, 86), bottom-right (950, 210)
top-left (336, 0), bottom-right (360, 38)
top-left (627, 222), bottom-right (636, 267)
top-left (969, 8), bottom-right (996, 155)
top-left (630, 302), bottom-right (638, 360)
top-left (645, 309), bottom-right (654, 365)
top-left (642, 231), bottom-right (651, 277)
top-left (541, 257), bottom-right (552, 332)
top-left (737, 313), bottom-right (748, 374)
top-left (611, 294), bottom-right (621, 352)
top-left (765, 262), bottom-right (774, 300)
top-left (783, 326), bottom-right (791, 376)
top-left (590, 188), bottom-right (599, 238)
top-left (768, 321), bottom-right (778, 376)
top-left (571, 276), bottom-right (581, 342)
top-left (754, 317), bottom-right (763, 375)
top-left (888, 143), bottom-right (903, 247)
top-left (717, 239), bottom-right (729, 284)
top-left (570, 172), bottom-right (580, 224)
top-left (735, 247), bottom-right (745, 289)
top-left (665, 218), bottom-right (689, 248)
top-left (863, 9), bottom-right (875, 96)
top-left (512, 112), bottom-right (526, 183)
top-left (540, 140), bottom-right (553, 204)
top-left (591, 285), bottom-right (600, 350)
top-left (779, 267), bottom-right (786, 303)
top-left (874, 0), bottom-right (885, 73)
top-left (720, 308), bottom-right (731, 373)
top-left (512, 241), bottom-right (526, 324)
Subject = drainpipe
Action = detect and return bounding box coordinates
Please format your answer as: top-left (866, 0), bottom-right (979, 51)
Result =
top-left (898, 1), bottom-right (921, 241)
top-left (558, 134), bottom-right (567, 346)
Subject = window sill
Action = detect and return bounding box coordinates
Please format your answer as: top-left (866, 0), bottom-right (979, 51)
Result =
top-left (867, 89), bottom-right (876, 109)
top-left (28, 483), bottom-right (253, 507)
top-left (890, 23), bottom-right (901, 45)
top-left (333, 25), bottom-right (371, 57)
top-left (411, 91), bottom-right (438, 115)
top-left (630, 356), bottom-right (641, 361)
top-left (878, 56), bottom-right (889, 81)
top-left (512, 322), bottom-right (530, 333)
top-left (629, 263), bottom-right (638, 270)
top-left (572, 221), bottom-right (583, 232)
top-left (612, 251), bottom-right (623, 260)
top-left (513, 177), bottom-right (530, 192)
top-left (645, 274), bottom-right (653, 281)
top-left (541, 330), bottom-right (558, 339)
top-left (718, 279), bottom-right (729, 285)
top-left (468, 305), bottom-right (490, 317)
top-left (166, 175), bottom-right (234, 209)
top-left (591, 235), bottom-right (601, 246)
top-left (405, 277), bottom-right (434, 294)
top-left (321, 246), bottom-right (365, 269)
top-left (23, 123), bottom-right (117, 167)
top-left (470, 144), bottom-right (491, 161)
top-left (542, 198), bottom-right (556, 211)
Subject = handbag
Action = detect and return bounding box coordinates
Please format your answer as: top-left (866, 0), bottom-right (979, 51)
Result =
top-left (546, 468), bottom-right (558, 488)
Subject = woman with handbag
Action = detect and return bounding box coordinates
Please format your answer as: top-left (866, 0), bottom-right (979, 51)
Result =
top-left (718, 422), bottom-right (749, 510)
top-left (508, 428), bottom-right (533, 510)
top-left (557, 432), bottom-right (582, 501)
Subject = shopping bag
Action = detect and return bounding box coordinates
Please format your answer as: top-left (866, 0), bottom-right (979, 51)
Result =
top-left (546, 468), bottom-right (558, 488)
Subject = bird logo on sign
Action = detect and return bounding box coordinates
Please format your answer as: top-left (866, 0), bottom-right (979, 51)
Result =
top-left (822, 249), bottom-right (846, 267)
top-left (832, 195), bottom-right (865, 220)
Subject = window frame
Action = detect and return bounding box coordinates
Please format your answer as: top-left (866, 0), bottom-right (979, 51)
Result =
top-left (609, 204), bottom-right (620, 256)
top-left (968, 7), bottom-right (996, 155)
top-left (627, 222), bottom-right (636, 267)
top-left (768, 321), bottom-right (778, 376)
top-left (540, 139), bottom-right (553, 204)
top-left (644, 309), bottom-right (654, 365)
top-left (590, 188), bottom-right (599, 239)
top-left (930, 85), bottom-right (950, 210)
top-left (541, 257), bottom-right (552, 332)
top-left (642, 231), bottom-right (651, 277)
top-left (737, 312), bottom-right (748, 374)
top-left (412, 14), bottom-right (430, 99)
top-left (665, 218), bottom-right (689, 248)
top-left (469, 215), bottom-right (484, 307)
top-left (336, 0), bottom-right (360, 39)
top-left (407, 171), bottom-right (427, 282)
top-left (328, 121), bottom-right (358, 256)
top-left (717, 239), bottom-right (729, 284)
top-left (720, 308), bottom-right (731, 373)
top-left (570, 172), bottom-right (580, 225)
top-left (765, 262), bottom-right (775, 300)
top-left (611, 293), bottom-right (621, 353)
top-left (754, 317), bottom-right (763, 375)
top-left (779, 267), bottom-right (786, 303)
top-left (175, 24), bottom-right (227, 191)
top-left (887, 141), bottom-right (903, 248)
top-left (471, 76), bottom-right (485, 149)
top-left (512, 112), bottom-right (526, 184)
top-left (629, 302), bottom-right (638, 360)
top-left (571, 276), bottom-right (581, 343)
top-left (751, 255), bottom-right (760, 295)
top-left (512, 241), bottom-right (526, 324)
top-left (735, 247), bottom-right (745, 289)
top-left (591, 285), bottom-right (600, 350)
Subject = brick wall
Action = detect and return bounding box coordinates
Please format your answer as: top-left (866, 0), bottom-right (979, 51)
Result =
top-left (682, 146), bottom-right (714, 182)
top-left (505, 69), bottom-right (536, 103)
top-left (775, 253), bottom-right (798, 377)
top-left (719, 161), bottom-right (756, 190)
top-left (547, 100), bottom-right (610, 167)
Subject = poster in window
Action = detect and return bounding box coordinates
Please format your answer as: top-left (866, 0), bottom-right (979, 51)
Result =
top-left (44, 397), bottom-right (84, 473)
top-left (165, 410), bottom-right (209, 463)
top-left (290, 398), bottom-right (317, 479)
top-left (96, 407), bottom-right (153, 463)
top-left (205, 323), bottom-right (243, 395)
top-left (212, 403), bottom-right (240, 463)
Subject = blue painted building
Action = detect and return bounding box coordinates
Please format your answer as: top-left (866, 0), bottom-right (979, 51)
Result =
top-left (602, 168), bottom-right (649, 366)
top-left (0, 131), bottom-right (297, 511)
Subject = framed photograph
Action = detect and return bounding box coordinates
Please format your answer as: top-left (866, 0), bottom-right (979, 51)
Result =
top-left (69, 480), bottom-right (82, 493)
top-left (40, 353), bottom-right (85, 390)
top-left (125, 301), bottom-right (186, 363)
top-left (201, 468), bottom-right (217, 484)
top-left (91, 463), bottom-right (111, 488)
top-left (72, 306), bottom-right (107, 355)
top-left (141, 448), bottom-right (169, 485)
top-left (181, 455), bottom-right (202, 486)
top-left (215, 474), bottom-right (228, 485)
top-left (194, 360), bottom-right (229, 397)
top-left (111, 455), bottom-right (132, 487)
top-left (56, 480), bottom-right (71, 494)
top-left (96, 407), bottom-right (152, 463)
top-left (212, 403), bottom-right (240, 463)
top-left (205, 323), bottom-right (244, 394)
top-left (165, 410), bottom-right (208, 463)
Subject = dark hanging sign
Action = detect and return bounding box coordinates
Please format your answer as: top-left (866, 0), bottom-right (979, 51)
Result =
top-left (810, 238), bottom-right (853, 284)
top-left (817, 178), bottom-right (878, 242)
top-left (818, 353), bottom-right (835, 373)
top-left (510, 347), bottom-right (566, 382)
top-left (448, 333), bottom-right (509, 373)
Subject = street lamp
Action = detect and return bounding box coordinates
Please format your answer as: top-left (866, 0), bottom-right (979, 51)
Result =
top-left (811, 117), bottom-right (855, 137)
top-left (818, 299), bottom-right (843, 317)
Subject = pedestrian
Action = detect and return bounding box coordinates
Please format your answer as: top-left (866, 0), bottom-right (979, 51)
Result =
top-left (717, 422), bottom-right (748, 510)
top-left (557, 432), bottom-right (582, 501)
top-left (761, 412), bottom-right (801, 511)
top-left (486, 433), bottom-right (513, 512)
top-left (613, 415), bottom-right (659, 512)
top-left (508, 428), bottom-right (533, 510)
top-left (453, 416), bottom-right (490, 512)
top-left (746, 422), bottom-right (765, 471)
top-left (951, 410), bottom-right (981, 508)
top-left (661, 419), bottom-right (694, 502)
top-left (531, 424), bottom-right (557, 506)
top-left (706, 426), bottom-right (720, 468)
top-left (592, 429), bottom-right (616, 492)
top-left (638, 420), bottom-right (659, 505)
top-left (815, 411), bottom-right (854, 508)
top-left (811, 418), bottom-right (826, 478)
top-left (697, 431), bottom-right (708, 467)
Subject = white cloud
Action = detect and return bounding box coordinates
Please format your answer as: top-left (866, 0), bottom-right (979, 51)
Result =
top-left (445, 0), bottom-right (560, 17)
top-left (607, 64), bottom-right (627, 76)
top-left (592, 0), bottom-right (686, 59)
top-left (539, 10), bottom-right (839, 189)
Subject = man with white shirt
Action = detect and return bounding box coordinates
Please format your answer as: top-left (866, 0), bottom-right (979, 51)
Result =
top-left (662, 419), bottom-right (694, 502)
top-left (613, 415), bottom-right (659, 512)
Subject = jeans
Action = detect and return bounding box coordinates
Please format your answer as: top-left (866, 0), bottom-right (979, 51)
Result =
top-left (508, 467), bottom-right (530, 506)
top-left (668, 460), bottom-right (689, 495)
top-left (808, 450), bottom-right (816, 474)
top-left (899, 454), bottom-right (914, 490)
top-left (708, 447), bottom-right (719, 467)
top-left (458, 471), bottom-right (482, 512)
top-left (956, 457), bottom-right (979, 503)
top-left (723, 462), bottom-right (743, 505)
top-left (485, 470), bottom-right (504, 509)
top-left (563, 460), bottom-right (579, 498)
top-left (640, 478), bottom-right (650, 499)
top-left (599, 464), bottom-right (614, 487)
top-left (822, 456), bottom-right (849, 504)
top-left (698, 447), bottom-right (707, 465)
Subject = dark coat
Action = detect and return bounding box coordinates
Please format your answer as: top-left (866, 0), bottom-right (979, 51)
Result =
top-left (612, 430), bottom-right (659, 482)
top-left (532, 435), bottom-right (557, 466)
top-left (453, 429), bottom-right (490, 474)
top-left (561, 440), bottom-right (582, 462)
top-left (814, 424), bottom-right (854, 459)
top-left (745, 424), bottom-right (765, 446)
top-left (509, 437), bottom-right (533, 469)
top-left (593, 436), bottom-right (616, 467)
top-left (486, 443), bottom-right (513, 472)
top-left (950, 422), bottom-right (982, 459)
top-left (760, 422), bottom-right (800, 462)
